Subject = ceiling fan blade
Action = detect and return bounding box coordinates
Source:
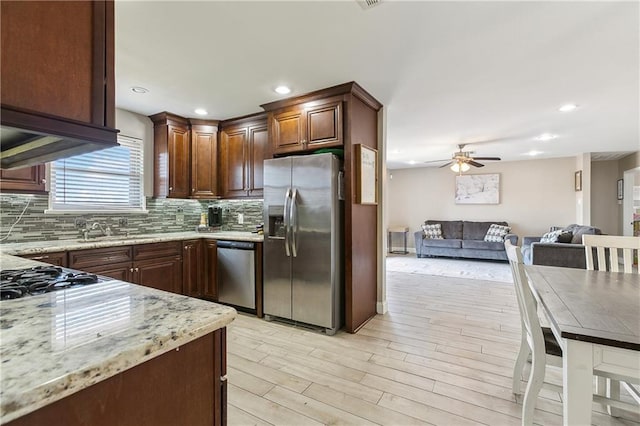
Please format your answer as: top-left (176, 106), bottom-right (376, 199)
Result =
top-left (472, 157), bottom-right (501, 161)
top-left (423, 159), bottom-right (450, 164)
top-left (468, 160), bottom-right (485, 167)
top-left (438, 161), bottom-right (454, 168)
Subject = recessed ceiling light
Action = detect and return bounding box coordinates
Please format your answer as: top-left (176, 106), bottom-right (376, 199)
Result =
top-left (559, 103), bottom-right (578, 112)
top-left (389, 149), bottom-right (401, 155)
top-left (131, 86), bottom-right (149, 94)
top-left (527, 150), bottom-right (543, 156)
top-left (535, 133), bottom-right (558, 141)
top-left (194, 108), bottom-right (208, 116)
top-left (274, 85), bottom-right (291, 95)
top-left (407, 160), bottom-right (418, 165)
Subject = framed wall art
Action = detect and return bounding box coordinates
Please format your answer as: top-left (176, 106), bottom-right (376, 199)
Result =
top-left (575, 170), bottom-right (582, 192)
top-left (355, 144), bottom-right (378, 205)
top-left (455, 173), bottom-right (500, 204)
top-left (617, 178), bottom-right (624, 200)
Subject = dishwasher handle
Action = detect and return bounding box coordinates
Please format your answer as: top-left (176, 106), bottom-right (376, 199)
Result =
top-left (216, 241), bottom-right (255, 250)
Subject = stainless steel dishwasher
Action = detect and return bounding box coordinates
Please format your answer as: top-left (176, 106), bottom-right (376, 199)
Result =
top-left (217, 240), bottom-right (256, 310)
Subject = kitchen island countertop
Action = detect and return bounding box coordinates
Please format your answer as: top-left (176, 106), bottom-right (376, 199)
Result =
top-left (1, 230), bottom-right (263, 257)
top-left (0, 254), bottom-right (237, 424)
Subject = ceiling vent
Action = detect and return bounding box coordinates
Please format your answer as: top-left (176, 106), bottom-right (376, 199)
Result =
top-left (357, 0), bottom-right (382, 10)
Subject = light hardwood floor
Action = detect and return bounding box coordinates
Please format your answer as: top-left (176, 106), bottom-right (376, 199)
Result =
top-left (227, 267), bottom-right (639, 426)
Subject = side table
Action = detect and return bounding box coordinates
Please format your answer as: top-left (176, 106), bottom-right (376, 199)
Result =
top-left (388, 226), bottom-right (409, 254)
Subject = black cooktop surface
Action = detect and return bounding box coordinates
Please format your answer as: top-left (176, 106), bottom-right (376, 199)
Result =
top-left (0, 266), bottom-right (102, 300)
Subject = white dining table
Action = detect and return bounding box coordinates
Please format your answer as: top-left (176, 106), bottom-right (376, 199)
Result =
top-left (524, 264), bottom-right (640, 426)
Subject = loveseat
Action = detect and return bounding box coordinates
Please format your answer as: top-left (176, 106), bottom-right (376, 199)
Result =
top-left (413, 220), bottom-right (518, 261)
top-left (521, 224), bottom-right (603, 269)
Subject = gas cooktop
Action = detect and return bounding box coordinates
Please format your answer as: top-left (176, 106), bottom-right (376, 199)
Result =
top-left (0, 266), bottom-right (103, 300)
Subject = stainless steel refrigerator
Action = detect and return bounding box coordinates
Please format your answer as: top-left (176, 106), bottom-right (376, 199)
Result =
top-left (263, 153), bottom-right (343, 335)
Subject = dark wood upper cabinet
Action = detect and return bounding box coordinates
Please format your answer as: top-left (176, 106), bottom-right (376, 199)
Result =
top-left (0, 165), bottom-right (47, 193)
top-left (150, 113), bottom-right (190, 199)
top-left (190, 121), bottom-right (220, 199)
top-left (219, 113), bottom-right (267, 198)
top-left (269, 98), bottom-right (343, 155)
top-left (150, 113), bottom-right (220, 199)
top-left (0, 1), bottom-right (118, 169)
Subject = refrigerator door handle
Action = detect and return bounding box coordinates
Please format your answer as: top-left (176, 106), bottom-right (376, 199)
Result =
top-left (283, 188), bottom-right (292, 257)
top-left (290, 188), bottom-right (298, 257)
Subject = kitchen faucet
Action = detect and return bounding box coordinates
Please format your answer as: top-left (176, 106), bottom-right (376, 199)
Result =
top-left (80, 222), bottom-right (112, 241)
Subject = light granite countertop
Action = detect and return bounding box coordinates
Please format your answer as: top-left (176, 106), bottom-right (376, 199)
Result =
top-left (0, 255), bottom-right (237, 424)
top-left (0, 230), bottom-right (263, 257)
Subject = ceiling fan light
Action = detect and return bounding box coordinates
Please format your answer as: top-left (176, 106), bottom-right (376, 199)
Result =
top-left (461, 162), bottom-right (470, 172)
top-left (450, 163), bottom-right (460, 173)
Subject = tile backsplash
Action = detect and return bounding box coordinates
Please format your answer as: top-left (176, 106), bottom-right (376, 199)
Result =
top-left (0, 194), bottom-right (263, 243)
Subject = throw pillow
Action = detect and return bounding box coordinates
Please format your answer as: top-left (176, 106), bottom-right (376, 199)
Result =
top-left (556, 231), bottom-right (573, 243)
top-left (422, 223), bottom-right (443, 239)
top-left (540, 229), bottom-right (564, 243)
top-left (484, 224), bottom-right (511, 243)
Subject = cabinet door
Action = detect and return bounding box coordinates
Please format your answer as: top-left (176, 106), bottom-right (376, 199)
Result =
top-left (271, 107), bottom-right (305, 155)
top-left (190, 124), bottom-right (219, 199)
top-left (182, 240), bottom-right (203, 298)
top-left (203, 240), bottom-right (218, 301)
top-left (305, 100), bottom-right (343, 149)
top-left (81, 262), bottom-right (133, 282)
top-left (168, 125), bottom-right (190, 198)
top-left (247, 124), bottom-right (267, 198)
top-left (0, 165), bottom-right (46, 193)
top-left (135, 256), bottom-right (183, 294)
top-left (20, 251), bottom-right (67, 267)
top-left (219, 127), bottom-right (248, 198)
top-left (1, 1), bottom-right (113, 127)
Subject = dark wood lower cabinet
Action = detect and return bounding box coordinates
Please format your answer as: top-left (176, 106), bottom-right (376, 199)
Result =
top-left (68, 243), bottom-right (183, 294)
top-left (135, 256), bottom-right (182, 294)
top-left (203, 240), bottom-right (218, 301)
top-left (81, 261), bottom-right (132, 282)
top-left (183, 239), bottom-right (204, 297)
top-left (19, 251), bottom-right (67, 267)
top-left (7, 329), bottom-right (227, 426)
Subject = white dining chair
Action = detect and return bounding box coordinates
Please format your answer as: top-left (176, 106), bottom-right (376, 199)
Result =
top-left (506, 241), bottom-right (562, 425)
top-left (582, 234), bottom-right (640, 415)
top-left (583, 234), bottom-right (640, 274)
top-left (506, 241), bottom-right (638, 425)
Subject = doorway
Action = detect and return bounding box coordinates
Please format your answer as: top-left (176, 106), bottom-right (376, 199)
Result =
top-left (622, 166), bottom-right (640, 236)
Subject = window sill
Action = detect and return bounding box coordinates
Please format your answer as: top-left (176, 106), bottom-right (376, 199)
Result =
top-left (44, 209), bottom-right (149, 215)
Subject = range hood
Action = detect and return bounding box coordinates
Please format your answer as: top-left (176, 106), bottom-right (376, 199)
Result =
top-left (1, 105), bottom-right (119, 170)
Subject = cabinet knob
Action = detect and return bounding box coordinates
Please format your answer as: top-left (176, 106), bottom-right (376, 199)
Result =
top-left (169, 186), bottom-right (173, 191)
top-left (134, 267), bottom-right (139, 272)
top-left (302, 139), bottom-right (307, 143)
top-left (192, 188), bottom-right (195, 192)
top-left (130, 268), bottom-right (134, 273)
top-left (41, 178), bottom-right (46, 184)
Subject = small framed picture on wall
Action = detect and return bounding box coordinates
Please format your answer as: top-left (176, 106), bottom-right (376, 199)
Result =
top-left (617, 179), bottom-right (624, 200)
top-left (574, 170), bottom-right (582, 192)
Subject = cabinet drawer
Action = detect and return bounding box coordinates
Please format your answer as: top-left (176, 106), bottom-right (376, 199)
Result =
top-left (69, 246), bottom-right (133, 270)
top-left (20, 251), bottom-right (67, 267)
top-left (133, 241), bottom-right (182, 261)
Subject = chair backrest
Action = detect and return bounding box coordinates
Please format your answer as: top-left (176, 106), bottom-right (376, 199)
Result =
top-left (505, 241), bottom-right (544, 350)
top-left (582, 235), bottom-right (640, 274)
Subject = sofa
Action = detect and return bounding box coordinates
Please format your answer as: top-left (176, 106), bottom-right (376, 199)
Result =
top-left (413, 220), bottom-right (518, 261)
top-left (521, 224), bottom-right (603, 269)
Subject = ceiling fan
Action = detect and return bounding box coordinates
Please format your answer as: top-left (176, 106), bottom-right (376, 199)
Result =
top-left (424, 144), bottom-right (501, 173)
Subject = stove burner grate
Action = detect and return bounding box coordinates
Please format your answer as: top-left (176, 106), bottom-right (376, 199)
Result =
top-left (0, 266), bottom-right (101, 300)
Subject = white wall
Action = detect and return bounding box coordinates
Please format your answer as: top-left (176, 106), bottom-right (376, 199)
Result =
top-left (387, 157), bottom-right (577, 248)
top-left (115, 108), bottom-right (154, 197)
top-left (591, 160), bottom-right (620, 235)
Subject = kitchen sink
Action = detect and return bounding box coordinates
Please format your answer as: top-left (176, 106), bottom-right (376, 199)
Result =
top-left (76, 235), bottom-right (158, 243)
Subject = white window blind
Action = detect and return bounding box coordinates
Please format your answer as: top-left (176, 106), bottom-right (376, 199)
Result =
top-left (49, 136), bottom-right (145, 212)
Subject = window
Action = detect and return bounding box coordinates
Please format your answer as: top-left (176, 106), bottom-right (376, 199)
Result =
top-left (49, 136), bottom-right (145, 212)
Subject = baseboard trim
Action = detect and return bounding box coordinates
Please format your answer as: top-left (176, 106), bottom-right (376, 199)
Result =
top-left (376, 301), bottom-right (388, 314)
